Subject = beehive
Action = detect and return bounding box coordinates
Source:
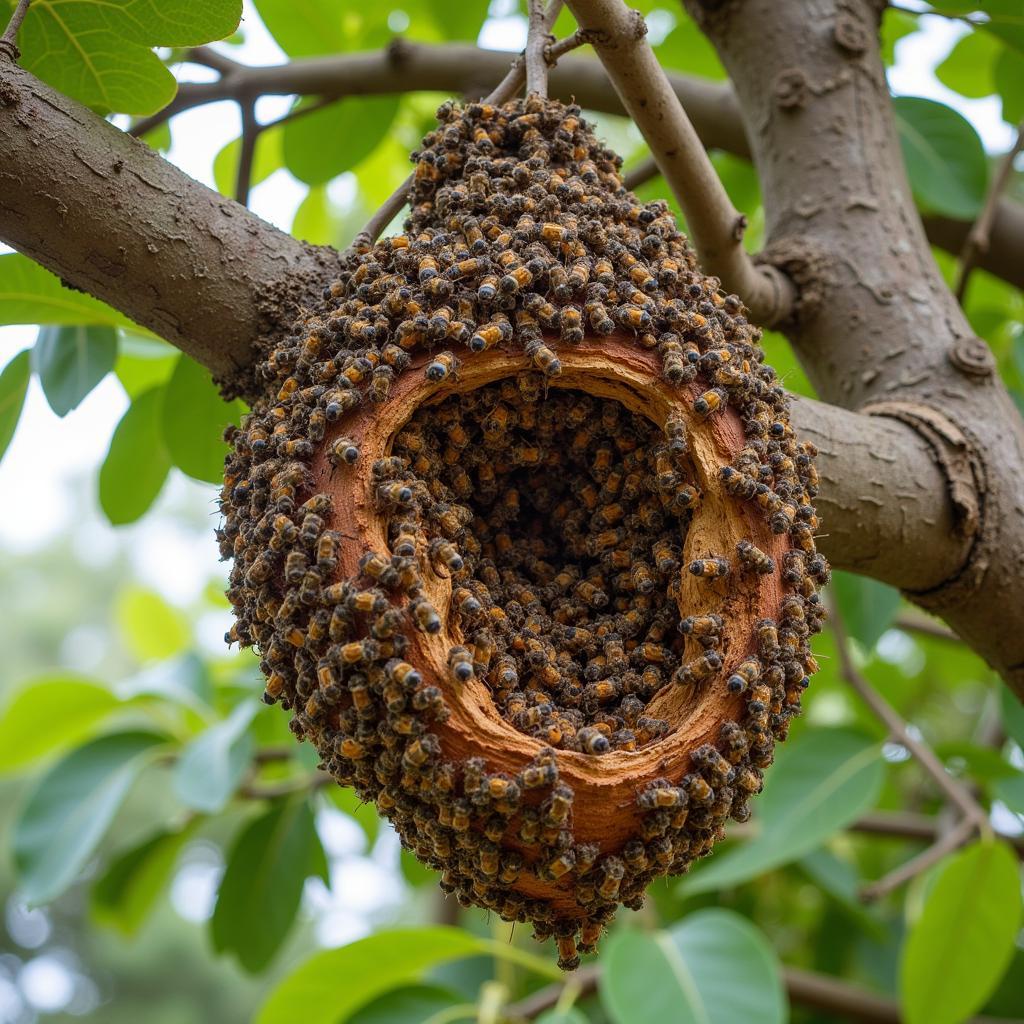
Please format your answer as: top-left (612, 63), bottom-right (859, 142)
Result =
top-left (219, 96), bottom-right (827, 968)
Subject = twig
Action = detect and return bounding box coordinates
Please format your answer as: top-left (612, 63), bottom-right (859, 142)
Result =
top-left (829, 597), bottom-right (992, 835)
top-left (562, 0), bottom-right (795, 325)
top-left (239, 772), bottom-right (332, 800)
top-left (955, 121), bottom-right (1024, 302)
top-left (858, 813), bottom-right (974, 902)
top-left (347, 0), bottom-right (564, 254)
top-left (183, 44), bottom-right (244, 76)
top-left (545, 29), bottom-right (588, 66)
top-left (623, 153), bottom-right (660, 192)
top-left (526, 0), bottom-right (551, 97)
top-left (235, 100), bottom-right (258, 206)
top-left (0, 0), bottom-right (32, 60)
top-left (893, 613), bottom-right (958, 643)
top-left (503, 961), bottom-right (1017, 1023)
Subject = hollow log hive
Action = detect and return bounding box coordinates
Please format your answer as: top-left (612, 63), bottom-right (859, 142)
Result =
top-left (220, 96), bottom-right (828, 968)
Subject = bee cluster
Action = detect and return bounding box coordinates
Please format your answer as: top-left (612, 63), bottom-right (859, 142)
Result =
top-left (219, 95), bottom-right (827, 968)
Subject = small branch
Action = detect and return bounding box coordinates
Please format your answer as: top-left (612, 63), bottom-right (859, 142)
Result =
top-left (563, 0), bottom-right (795, 325)
top-left (526, 0), bottom-right (551, 97)
top-left (545, 29), bottom-right (588, 65)
top-left (183, 44), bottom-right (244, 76)
top-left (829, 597), bottom-right (992, 835)
top-left (893, 613), bottom-right (959, 643)
top-left (235, 99), bottom-right (258, 206)
top-left (623, 153), bottom-right (660, 192)
top-left (955, 121), bottom-right (1024, 302)
top-left (0, 0), bottom-right (32, 60)
top-left (858, 813), bottom-right (974, 902)
top-left (239, 772), bottom-right (333, 800)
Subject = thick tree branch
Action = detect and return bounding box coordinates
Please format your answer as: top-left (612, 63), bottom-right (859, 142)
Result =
top-left (136, 41), bottom-right (1022, 291)
top-left (563, 0), bottom-right (794, 325)
top-left (686, 0), bottom-right (1024, 698)
top-left (0, 60), bottom-right (340, 389)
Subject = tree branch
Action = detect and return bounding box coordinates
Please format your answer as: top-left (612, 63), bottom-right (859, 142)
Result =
top-left (235, 99), bottom-right (258, 207)
top-left (0, 0), bottom-right (31, 60)
top-left (123, 40), bottom-right (1023, 291)
top-left (955, 121), bottom-right (1024, 303)
top-left (0, 59), bottom-right (340, 391)
top-left (686, 0), bottom-right (1024, 699)
top-left (562, 0), bottom-right (795, 325)
top-left (526, 0), bottom-right (552, 97)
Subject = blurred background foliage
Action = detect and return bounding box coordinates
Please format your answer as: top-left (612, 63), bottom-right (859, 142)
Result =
top-left (0, 1), bottom-right (1022, 1022)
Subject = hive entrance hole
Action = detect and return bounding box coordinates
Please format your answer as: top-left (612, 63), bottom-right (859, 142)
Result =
top-left (383, 374), bottom-right (701, 756)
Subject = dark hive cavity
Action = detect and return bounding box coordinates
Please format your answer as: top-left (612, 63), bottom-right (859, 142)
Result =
top-left (219, 95), bottom-right (828, 969)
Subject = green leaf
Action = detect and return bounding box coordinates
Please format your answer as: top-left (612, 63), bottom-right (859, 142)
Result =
top-left (601, 909), bottom-right (785, 1024)
top-left (292, 185), bottom-right (346, 246)
top-left (900, 840), bottom-right (1022, 1024)
top-left (655, 18), bottom-right (726, 79)
top-left (13, 731), bottom-right (166, 905)
top-left (881, 8), bottom-right (920, 65)
top-left (0, 675), bottom-right (120, 775)
top-left (995, 770), bottom-right (1024, 814)
top-left (257, 927), bottom-right (490, 1024)
top-left (1000, 682), bottom-right (1024, 748)
top-left (212, 797), bottom-right (327, 973)
top-left (536, 1009), bottom-right (591, 1024)
top-left (160, 355), bottom-right (244, 483)
top-left (252, 0), bottom-right (389, 57)
top-left (98, 387), bottom-right (172, 525)
top-left (348, 985), bottom-right (463, 1024)
top-left (0, 349), bottom-right (31, 464)
top-left (212, 126), bottom-right (284, 197)
top-left (283, 96), bottom-right (402, 185)
top-left (995, 48), bottom-right (1024, 124)
top-left (92, 819), bottom-right (198, 936)
top-left (115, 585), bottom-right (191, 662)
top-left (11, 0), bottom-right (242, 115)
top-left (174, 701), bottom-right (258, 813)
top-left (680, 728), bottom-right (885, 896)
top-left (935, 29), bottom-right (1000, 97)
top-left (0, 253), bottom-right (133, 327)
top-left (115, 334), bottom-right (177, 398)
top-left (117, 653), bottom-right (213, 712)
top-left (427, 0), bottom-right (490, 41)
top-left (831, 571), bottom-right (902, 651)
top-left (32, 325), bottom-right (118, 417)
top-left (894, 96), bottom-right (989, 219)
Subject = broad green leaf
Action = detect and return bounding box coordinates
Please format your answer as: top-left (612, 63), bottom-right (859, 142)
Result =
top-left (427, 0), bottom-right (490, 40)
top-left (13, 731), bottom-right (166, 904)
top-left (283, 96), bottom-right (402, 186)
top-left (995, 49), bottom-right (1024, 124)
top-left (1000, 682), bottom-right (1024, 748)
top-left (655, 19), bottom-right (726, 79)
top-left (894, 97), bottom-right (988, 219)
top-left (326, 784), bottom-right (381, 845)
top-left (99, 387), bottom-right (171, 524)
top-left (831, 571), bottom-right (902, 651)
top-left (0, 675), bottom-right (120, 774)
top-left (252, 0), bottom-right (390, 56)
top-left (160, 355), bottom-right (244, 483)
top-left (348, 985), bottom-right (463, 1024)
top-left (174, 701), bottom-right (258, 813)
top-left (680, 728), bottom-right (884, 896)
top-left (799, 848), bottom-right (887, 939)
top-left (0, 253), bottom-right (133, 327)
top-left (114, 585), bottom-right (191, 663)
top-left (115, 334), bottom-right (177, 398)
top-left (10, 0), bottom-right (242, 115)
top-left (935, 29), bottom-right (1000, 97)
top-left (292, 185), bottom-right (346, 246)
top-left (995, 770), bottom-right (1024, 813)
top-left (212, 126), bottom-right (284, 197)
top-left (257, 927), bottom-right (491, 1024)
top-left (33, 325), bottom-right (118, 417)
top-left (881, 8), bottom-right (920, 64)
top-left (117, 653), bottom-right (213, 712)
top-left (601, 910), bottom-right (785, 1024)
top-left (91, 819), bottom-right (198, 936)
top-left (536, 1010), bottom-right (590, 1024)
top-left (212, 796), bottom-right (325, 972)
top-left (0, 349), bottom-right (30, 463)
top-left (900, 840), bottom-right (1022, 1024)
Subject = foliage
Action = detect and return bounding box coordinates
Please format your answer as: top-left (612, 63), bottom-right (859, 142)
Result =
top-left (0, 2), bottom-right (1022, 1023)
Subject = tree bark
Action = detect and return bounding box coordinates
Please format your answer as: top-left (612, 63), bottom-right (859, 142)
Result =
top-left (0, 59), bottom-right (340, 389)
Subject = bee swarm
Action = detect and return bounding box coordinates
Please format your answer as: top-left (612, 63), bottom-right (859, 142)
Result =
top-left (220, 96), bottom-right (827, 969)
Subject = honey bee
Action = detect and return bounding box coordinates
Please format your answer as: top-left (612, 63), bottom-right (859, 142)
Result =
top-left (736, 540), bottom-right (775, 575)
top-left (426, 352), bottom-right (459, 382)
top-left (694, 388), bottom-right (726, 417)
top-left (674, 651), bottom-right (722, 685)
top-left (448, 645), bottom-right (475, 682)
top-left (688, 557), bottom-right (730, 579)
